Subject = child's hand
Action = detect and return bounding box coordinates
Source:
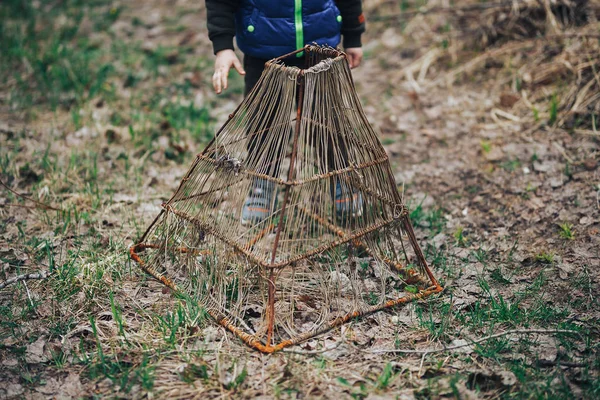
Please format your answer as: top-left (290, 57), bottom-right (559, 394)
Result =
top-left (213, 49), bottom-right (245, 94)
top-left (345, 48), bottom-right (363, 69)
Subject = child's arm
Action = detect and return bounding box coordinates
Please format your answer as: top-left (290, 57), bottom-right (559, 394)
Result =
top-left (207, 0), bottom-right (245, 94)
top-left (335, 0), bottom-right (366, 68)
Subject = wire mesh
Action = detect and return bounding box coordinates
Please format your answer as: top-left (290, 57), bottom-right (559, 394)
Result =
top-left (131, 45), bottom-right (442, 353)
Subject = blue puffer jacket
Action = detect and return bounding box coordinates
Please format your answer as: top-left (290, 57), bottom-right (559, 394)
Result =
top-left (235, 0), bottom-right (342, 59)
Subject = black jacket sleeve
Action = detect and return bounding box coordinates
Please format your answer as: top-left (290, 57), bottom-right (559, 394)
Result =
top-left (206, 0), bottom-right (240, 54)
top-left (335, 0), bottom-right (365, 48)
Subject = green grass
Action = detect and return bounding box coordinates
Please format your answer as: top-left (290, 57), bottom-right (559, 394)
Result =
top-left (86, 315), bottom-right (156, 393)
top-left (0, 0), bottom-right (117, 112)
top-left (180, 362), bottom-right (209, 383)
top-left (535, 251), bottom-right (556, 264)
top-left (558, 222), bottom-right (575, 240)
top-left (532, 106), bottom-right (540, 122)
top-left (0, 121), bottom-right (211, 394)
top-left (409, 197), bottom-right (446, 234)
top-left (375, 362), bottom-right (395, 389)
top-left (453, 226), bottom-right (467, 246)
top-left (223, 366), bottom-right (248, 391)
top-left (0, 0), bottom-right (215, 151)
top-left (549, 93), bottom-right (559, 125)
top-left (500, 157), bottom-right (521, 172)
top-left (480, 140), bottom-right (492, 154)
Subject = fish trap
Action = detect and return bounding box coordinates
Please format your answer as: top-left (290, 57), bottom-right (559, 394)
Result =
top-left (131, 45), bottom-right (442, 353)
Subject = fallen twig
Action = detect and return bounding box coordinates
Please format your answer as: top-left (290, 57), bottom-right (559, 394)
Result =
top-left (282, 340), bottom-right (343, 355)
top-left (0, 270), bottom-right (50, 290)
top-left (367, 329), bottom-right (580, 355)
top-left (0, 179), bottom-right (61, 212)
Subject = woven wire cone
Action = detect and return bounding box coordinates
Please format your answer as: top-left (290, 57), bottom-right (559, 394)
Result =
top-left (131, 45), bottom-right (442, 353)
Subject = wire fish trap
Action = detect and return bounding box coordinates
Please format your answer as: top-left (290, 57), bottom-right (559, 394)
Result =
top-left (131, 45), bottom-right (442, 353)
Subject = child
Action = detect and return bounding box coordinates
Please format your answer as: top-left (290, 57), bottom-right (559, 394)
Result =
top-left (206, 0), bottom-right (366, 225)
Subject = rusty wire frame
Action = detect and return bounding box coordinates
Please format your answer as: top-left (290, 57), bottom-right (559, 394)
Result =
top-left (131, 45), bottom-right (442, 353)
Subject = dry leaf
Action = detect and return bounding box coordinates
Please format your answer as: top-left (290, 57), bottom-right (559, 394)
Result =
top-left (25, 336), bottom-right (49, 364)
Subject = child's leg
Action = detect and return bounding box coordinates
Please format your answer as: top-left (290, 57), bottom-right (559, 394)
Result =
top-left (243, 54), bottom-right (303, 178)
top-left (241, 55), bottom-right (296, 225)
top-left (243, 55), bottom-right (268, 96)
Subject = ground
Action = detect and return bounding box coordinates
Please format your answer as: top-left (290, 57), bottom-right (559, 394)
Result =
top-left (1, 0), bottom-right (599, 399)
